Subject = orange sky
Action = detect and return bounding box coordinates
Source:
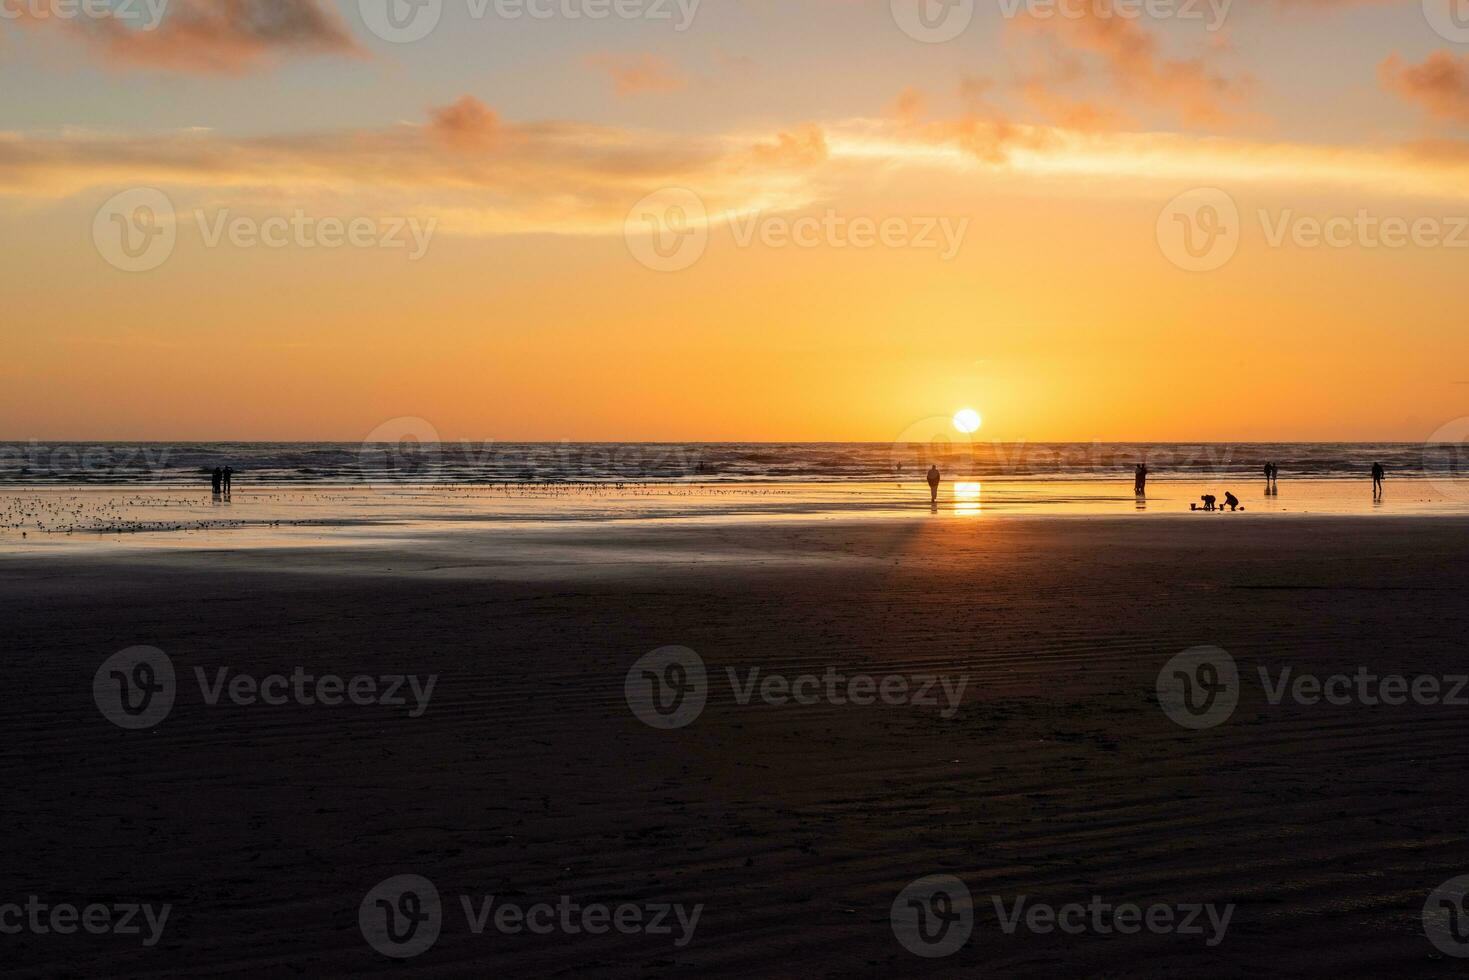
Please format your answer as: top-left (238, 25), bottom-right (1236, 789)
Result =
top-left (4, 1), bottom-right (1469, 442)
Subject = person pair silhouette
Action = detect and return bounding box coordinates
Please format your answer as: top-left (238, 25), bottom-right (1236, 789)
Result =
top-left (1196, 492), bottom-right (1240, 512)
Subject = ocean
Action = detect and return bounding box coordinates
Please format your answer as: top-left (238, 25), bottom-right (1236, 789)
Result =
top-left (0, 441), bottom-right (1463, 486)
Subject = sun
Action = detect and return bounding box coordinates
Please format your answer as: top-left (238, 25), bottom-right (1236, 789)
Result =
top-left (952, 408), bottom-right (982, 434)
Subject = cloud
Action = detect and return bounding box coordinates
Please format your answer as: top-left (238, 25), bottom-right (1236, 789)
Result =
top-left (1009, 1), bottom-right (1249, 126)
top-left (0, 96), bottom-right (822, 235)
top-left (1269, 0), bottom-right (1406, 7)
top-left (889, 87), bottom-right (928, 124)
top-left (1019, 83), bottom-right (1131, 132)
top-left (1398, 137), bottom-right (1469, 162)
top-left (10, 0), bottom-right (361, 74)
top-left (880, 78), bottom-right (1049, 164)
top-left (1381, 51), bottom-right (1469, 123)
top-left (829, 116), bottom-right (1469, 207)
top-left (751, 125), bottom-right (829, 167)
top-left (587, 53), bottom-right (687, 96)
top-left (429, 96), bottom-right (502, 151)
top-left (8, 91), bottom-right (1469, 242)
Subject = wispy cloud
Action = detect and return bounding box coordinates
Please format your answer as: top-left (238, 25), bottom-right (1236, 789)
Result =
top-left (0, 96), bottom-right (821, 234)
top-left (10, 0), bottom-right (361, 74)
top-left (7, 93), bottom-right (1469, 241)
top-left (587, 53), bottom-right (687, 96)
top-left (1381, 51), bottom-right (1469, 123)
top-left (1008, 0), bottom-right (1250, 127)
top-left (428, 96), bottom-right (502, 151)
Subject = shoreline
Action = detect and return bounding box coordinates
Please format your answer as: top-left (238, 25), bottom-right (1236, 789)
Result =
top-left (2, 479), bottom-right (1467, 550)
top-left (0, 472), bottom-right (1459, 487)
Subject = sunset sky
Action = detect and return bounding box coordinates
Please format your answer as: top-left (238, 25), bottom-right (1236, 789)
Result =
top-left (4, 0), bottom-right (1469, 442)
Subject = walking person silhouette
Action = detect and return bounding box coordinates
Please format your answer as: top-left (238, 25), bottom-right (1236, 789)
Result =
top-left (1371, 461), bottom-right (1385, 498)
top-left (926, 464), bottom-right (941, 505)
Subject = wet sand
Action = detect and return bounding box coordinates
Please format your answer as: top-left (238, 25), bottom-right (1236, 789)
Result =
top-left (4, 514), bottom-right (1469, 975)
top-left (1, 477), bottom-right (1464, 550)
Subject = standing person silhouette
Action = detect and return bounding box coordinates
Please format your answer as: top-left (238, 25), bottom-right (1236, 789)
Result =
top-left (223, 466), bottom-right (233, 496)
top-left (926, 464), bottom-right (941, 505)
top-left (1134, 463), bottom-right (1149, 495)
top-left (1371, 461), bottom-right (1385, 497)
top-left (211, 467), bottom-right (222, 496)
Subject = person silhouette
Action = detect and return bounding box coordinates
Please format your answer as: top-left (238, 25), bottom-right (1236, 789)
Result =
top-left (1224, 491), bottom-right (1240, 511)
top-left (926, 464), bottom-right (941, 505)
top-left (1371, 462), bottom-right (1384, 497)
top-left (1134, 463), bottom-right (1149, 495)
top-left (1200, 494), bottom-right (1216, 511)
top-left (211, 467), bottom-right (222, 496)
top-left (223, 466), bottom-right (233, 496)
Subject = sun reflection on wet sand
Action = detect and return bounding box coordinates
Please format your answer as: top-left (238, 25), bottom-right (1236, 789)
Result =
top-left (954, 482), bottom-right (982, 517)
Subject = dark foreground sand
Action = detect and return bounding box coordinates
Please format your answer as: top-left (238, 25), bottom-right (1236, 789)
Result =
top-left (4, 516), bottom-right (1469, 976)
